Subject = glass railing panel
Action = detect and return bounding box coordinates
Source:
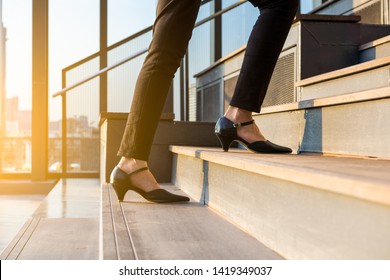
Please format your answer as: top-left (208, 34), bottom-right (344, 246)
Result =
top-left (48, 57), bottom-right (100, 174)
top-left (107, 31), bottom-right (152, 112)
top-left (107, 0), bottom-right (156, 45)
top-left (48, 136), bottom-right (62, 173)
top-left (198, 0), bottom-right (214, 21)
top-left (65, 77), bottom-right (100, 174)
top-left (107, 31), bottom-right (152, 64)
top-left (187, 21), bottom-right (213, 121)
top-left (222, 0), bottom-right (240, 9)
top-left (107, 54), bottom-right (147, 113)
top-left (300, 0), bottom-right (326, 13)
top-left (64, 57), bottom-right (100, 87)
top-left (221, 2), bottom-right (258, 57)
top-left (106, 1), bottom-right (215, 117)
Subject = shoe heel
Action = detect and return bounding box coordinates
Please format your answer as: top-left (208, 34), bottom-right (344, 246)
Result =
top-left (111, 183), bottom-right (128, 202)
top-left (216, 134), bottom-right (233, 152)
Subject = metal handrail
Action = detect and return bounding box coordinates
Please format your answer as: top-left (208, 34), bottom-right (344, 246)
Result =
top-left (53, 47), bottom-right (148, 97)
top-left (62, 25), bottom-right (153, 73)
top-left (53, 0), bottom-right (248, 98)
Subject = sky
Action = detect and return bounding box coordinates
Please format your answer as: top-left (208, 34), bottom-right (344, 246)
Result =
top-left (2, 0), bottom-right (156, 121)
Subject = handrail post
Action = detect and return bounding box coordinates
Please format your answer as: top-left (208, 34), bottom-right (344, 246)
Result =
top-left (179, 59), bottom-right (186, 121)
top-left (184, 53), bottom-right (190, 121)
top-left (61, 70), bottom-right (67, 176)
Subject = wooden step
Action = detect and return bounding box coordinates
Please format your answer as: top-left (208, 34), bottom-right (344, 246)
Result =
top-left (171, 146), bottom-right (390, 259)
top-left (102, 182), bottom-right (283, 260)
top-left (296, 56), bottom-right (390, 100)
top-left (251, 86), bottom-right (390, 158)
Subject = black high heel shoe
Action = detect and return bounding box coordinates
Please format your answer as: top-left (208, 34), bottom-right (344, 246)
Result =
top-left (110, 166), bottom-right (190, 203)
top-left (215, 117), bottom-right (292, 154)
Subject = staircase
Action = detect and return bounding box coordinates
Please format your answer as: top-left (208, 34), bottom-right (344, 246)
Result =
top-left (169, 15), bottom-right (390, 259)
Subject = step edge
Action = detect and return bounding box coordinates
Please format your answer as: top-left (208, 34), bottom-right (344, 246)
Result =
top-left (259, 86), bottom-right (390, 115)
top-left (359, 35), bottom-right (390, 51)
top-left (296, 56), bottom-right (390, 87)
top-left (170, 146), bottom-right (390, 207)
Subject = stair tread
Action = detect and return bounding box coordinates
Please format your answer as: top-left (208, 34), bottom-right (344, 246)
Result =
top-left (296, 55), bottom-right (390, 87)
top-left (170, 146), bottom-right (390, 206)
top-left (103, 183), bottom-right (282, 260)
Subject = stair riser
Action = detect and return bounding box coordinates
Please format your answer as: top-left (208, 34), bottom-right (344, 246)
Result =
top-left (172, 154), bottom-right (205, 203)
top-left (299, 66), bottom-right (390, 100)
top-left (172, 153), bottom-right (390, 259)
top-left (257, 97), bottom-right (390, 158)
top-left (316, 0), bottom-right (381, 23)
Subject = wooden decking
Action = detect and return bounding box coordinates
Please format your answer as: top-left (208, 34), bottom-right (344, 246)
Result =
top-left (0, 179), bottom-right (100, 260)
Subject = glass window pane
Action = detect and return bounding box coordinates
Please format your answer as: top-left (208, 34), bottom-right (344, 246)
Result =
top-left (1, 0), bottom-right (32, 173)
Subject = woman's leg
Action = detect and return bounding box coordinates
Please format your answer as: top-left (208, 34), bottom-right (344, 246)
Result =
top-left (118, 0), bottom-right (201, 161)
top-left (225, 0), bottom-right (299, 143)
top-left (115, 0), bottom-right (201, 191)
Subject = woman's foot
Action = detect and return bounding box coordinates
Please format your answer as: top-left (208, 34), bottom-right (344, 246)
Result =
top-left (112, 157), bottom-right (189, 203)
top-left (216, 106), bottom-right (292, 153)
top-left (224, 106), bottom-right (266, 144)
top-left (117, 157), bottom-right (160, 193)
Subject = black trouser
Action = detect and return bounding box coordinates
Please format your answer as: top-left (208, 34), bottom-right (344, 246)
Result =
top-left (118, 0), bottom-right (299, 161)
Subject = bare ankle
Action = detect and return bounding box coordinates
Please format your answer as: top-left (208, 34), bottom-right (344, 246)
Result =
top-left (224, 106), bottom-right (253, 123)
top-left (118, 157), bottom-right (147, 173)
